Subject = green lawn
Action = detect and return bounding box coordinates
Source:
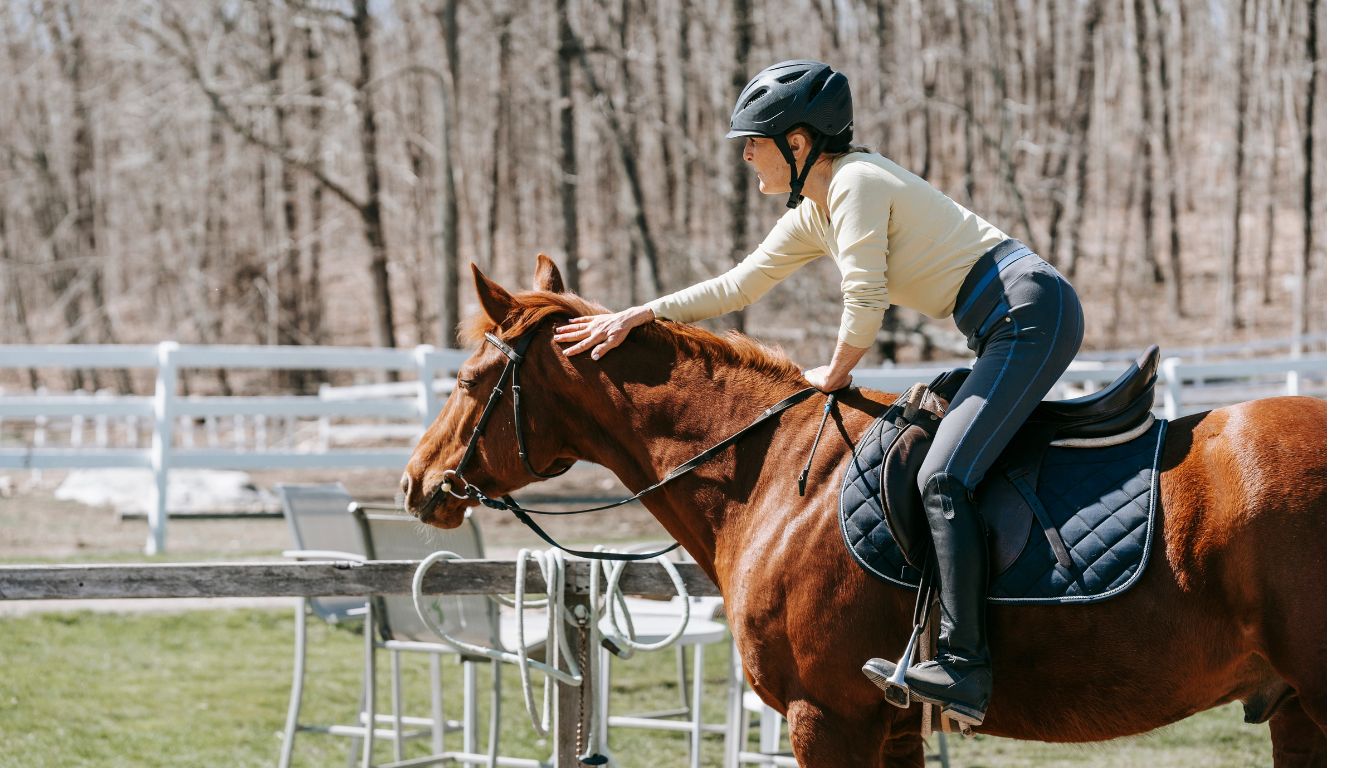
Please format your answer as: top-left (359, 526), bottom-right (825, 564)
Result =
top-left (0, 609), bottom-right (1272, 767)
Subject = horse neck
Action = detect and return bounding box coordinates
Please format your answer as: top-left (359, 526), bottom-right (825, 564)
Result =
top-left (563, 347), bottom-right (805, 575)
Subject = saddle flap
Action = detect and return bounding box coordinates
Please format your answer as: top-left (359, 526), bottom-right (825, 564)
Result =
top-left (879, 408), bottom-right (1032, 578)
top-left (976, 479), bottom-right (1035, 576)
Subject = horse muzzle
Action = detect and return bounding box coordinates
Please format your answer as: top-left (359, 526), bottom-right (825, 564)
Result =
top-left (402, 471), bottom-right (475, 527)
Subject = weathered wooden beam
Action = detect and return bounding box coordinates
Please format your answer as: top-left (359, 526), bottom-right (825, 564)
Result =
top-left (0, 560), bottom-right (721, 601)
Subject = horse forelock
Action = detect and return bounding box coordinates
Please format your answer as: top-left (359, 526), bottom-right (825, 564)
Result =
top-left (461, 290), bottom-right (803, 384)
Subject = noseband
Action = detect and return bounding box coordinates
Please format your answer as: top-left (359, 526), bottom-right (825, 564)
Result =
top-left (419, 327), bottom-right (820, 562)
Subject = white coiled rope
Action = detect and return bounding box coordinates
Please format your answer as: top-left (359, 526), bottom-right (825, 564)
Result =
top-left (411, 546), bottom-right (692, 744)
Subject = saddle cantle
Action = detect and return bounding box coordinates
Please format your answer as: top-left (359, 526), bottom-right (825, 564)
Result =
top-left (839, 347), bottom-right (1167, 605)
top-left (926, 344), bottom-right (1161, 441)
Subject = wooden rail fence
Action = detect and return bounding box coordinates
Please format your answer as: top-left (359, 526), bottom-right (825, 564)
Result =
top-left (0, 559), bottom-right (721, 768)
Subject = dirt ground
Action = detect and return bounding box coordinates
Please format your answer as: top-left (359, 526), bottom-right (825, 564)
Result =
top-left (0, 464), bottom-right (670, 562)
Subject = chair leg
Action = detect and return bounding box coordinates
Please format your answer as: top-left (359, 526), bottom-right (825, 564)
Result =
top-left (462, 659), bottom-right (478, 768)
top-left (723, 643), bottom-right (741, 768)
top-left (597, 646), bottom-right (613, 754)
top-left (361, 609), bottom-right (376, 768)
top-left (487, 661), bottom-right (502, 768)
top-left (278, 598), bottom-right (308, 768)
top-left (689, 643), bottom-right (705, 768)
top-left (391, 649), bottom-right (404, 763)
top-left (676, 646), bottom-right (690, 712)
top-left (430, 653), bottom-right (445, 755)
top-left (759, 706), bottom-right (780, 760)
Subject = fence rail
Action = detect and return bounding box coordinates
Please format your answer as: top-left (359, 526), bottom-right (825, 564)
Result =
top-left (0, 558), bottom-right (717, 768)
top-left (1, 342), bottom-right (1327, 554)
top-left (0, 559), bottom-right (720, 601)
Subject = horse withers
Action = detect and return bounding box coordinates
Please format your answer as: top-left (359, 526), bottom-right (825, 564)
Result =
top-left (402, 255), bottom-right (1327, 767)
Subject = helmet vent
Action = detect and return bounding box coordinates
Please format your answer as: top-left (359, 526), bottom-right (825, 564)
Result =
top-left (808, 71), bottom-right (830, 100)
top-left (776, 71), bottom-right (805, 84)
top-left (742, 88), bottom-right (769, 109)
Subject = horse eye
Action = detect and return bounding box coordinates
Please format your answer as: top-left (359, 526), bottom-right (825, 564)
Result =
top-left (457, 377), bottom-right (476, 390)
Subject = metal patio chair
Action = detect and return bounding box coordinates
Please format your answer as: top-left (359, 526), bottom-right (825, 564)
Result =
top-left (352, 505), bottom-right (551, 768)
top-left (592, 548), bottom-right (733, 768)
top-left (276, 483), bottom-right (548, 768)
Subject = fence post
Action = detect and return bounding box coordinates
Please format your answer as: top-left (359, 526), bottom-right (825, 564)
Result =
top-left (1161, 357), bottom-right (1183, 420)
top-left (415, 345), bottom-right (439, 427)
top-left (1286, 334), bottom-right (1303, 396)
top-left (148, 341), bottom-right (179, 555)
top-left (555, 588), bottom-right (598, 767)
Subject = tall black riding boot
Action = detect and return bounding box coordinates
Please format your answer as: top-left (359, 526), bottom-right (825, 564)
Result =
top-left (863, 472), bottom-right (992, 725)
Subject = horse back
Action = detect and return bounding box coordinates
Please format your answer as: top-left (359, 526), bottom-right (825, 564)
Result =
top-left (1157, 395), bottom-right (1326, 598)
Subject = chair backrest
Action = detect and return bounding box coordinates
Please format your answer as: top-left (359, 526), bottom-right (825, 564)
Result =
top-left (276, 482), bottom-right (369, 624)
top-left (352, 509), bottom-right (500, 647)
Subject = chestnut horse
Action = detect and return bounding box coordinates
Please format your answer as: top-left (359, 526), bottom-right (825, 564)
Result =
top-left (402, 257), bottom-right (1326, 767)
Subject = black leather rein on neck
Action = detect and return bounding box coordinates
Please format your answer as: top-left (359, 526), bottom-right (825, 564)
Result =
top-left (426, 328), bottom-right (819, 562)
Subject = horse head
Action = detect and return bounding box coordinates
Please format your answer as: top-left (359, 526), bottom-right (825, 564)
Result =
top-left (401, 254), bottom-right (589, 527)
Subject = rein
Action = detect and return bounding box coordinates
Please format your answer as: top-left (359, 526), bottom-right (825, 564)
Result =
top-left (424, 328), bottom-right (821, 562)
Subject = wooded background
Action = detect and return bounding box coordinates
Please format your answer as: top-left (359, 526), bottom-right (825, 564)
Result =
top-left (0, 0), bottom-right (1326, 391)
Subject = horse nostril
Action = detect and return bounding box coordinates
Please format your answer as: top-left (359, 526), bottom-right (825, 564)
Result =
top-left (401, 473), bottom-right (419, 510)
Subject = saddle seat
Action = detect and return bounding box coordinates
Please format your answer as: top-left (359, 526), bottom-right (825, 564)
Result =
top-left (880, 345), bottom-right (1164, 581)
top-left (930, 345), bottom-right (1160, 440)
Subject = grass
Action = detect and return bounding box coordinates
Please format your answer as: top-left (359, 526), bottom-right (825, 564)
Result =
top-left (0, 609), bottom-right (1272, 767)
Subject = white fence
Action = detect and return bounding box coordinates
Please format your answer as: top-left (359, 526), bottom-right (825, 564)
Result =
top-left (1, 341), bottom-right (1327, 554)
top-left (0, 343), bottom-right (467, 554)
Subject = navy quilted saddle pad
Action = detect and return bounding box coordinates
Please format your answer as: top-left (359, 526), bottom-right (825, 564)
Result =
top-left (839, 387), bottom-right (1167, 605)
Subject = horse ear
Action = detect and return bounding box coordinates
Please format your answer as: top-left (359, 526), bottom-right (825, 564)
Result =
top-left (533, 253), bottom-right (565, 293)
top-left (471, 263), bottom-right (519, 327)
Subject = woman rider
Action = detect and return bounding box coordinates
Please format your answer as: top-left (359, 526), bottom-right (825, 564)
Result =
top-left (553, 59), bottom-right (1084, 727)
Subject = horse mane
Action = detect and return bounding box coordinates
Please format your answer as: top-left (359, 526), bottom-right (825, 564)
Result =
top-left (461, 290), bottom-right (804, 384)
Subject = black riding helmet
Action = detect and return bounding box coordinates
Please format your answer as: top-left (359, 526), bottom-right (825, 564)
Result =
top-left (728, 60), bottom-right (854, 208)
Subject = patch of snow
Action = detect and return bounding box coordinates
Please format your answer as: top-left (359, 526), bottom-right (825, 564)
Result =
top-left (54, 469), bottom-right (277, 514)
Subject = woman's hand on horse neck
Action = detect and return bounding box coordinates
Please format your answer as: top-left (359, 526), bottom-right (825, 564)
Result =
top-left (554, 305), bottom-right (656, 359)
top-left (804, 340), bottom-right (867, 392)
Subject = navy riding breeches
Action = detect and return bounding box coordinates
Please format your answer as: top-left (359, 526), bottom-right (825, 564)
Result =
top-left (916, 239), bottom-right (1086, 493)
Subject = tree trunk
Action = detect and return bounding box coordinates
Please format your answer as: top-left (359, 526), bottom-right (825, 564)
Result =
top-left (438, 0), bottom-right (463, 347)
top-left (485, 5), bottom-right (512, 278)
top-left (352, 0), bottom-right (397, 348)
top-left (554, 0), bottom-right (582, 293)
top-left (262, 2), bottom-right (304, 355)
top-left (1132, 0), bottom-right (1163, 284)
top-left (1224, 0), bottom-right (1254, 330)
top-left (1260, 0), bottom-right (1288, 306)
top-left (1295, 0), bottom-right (1321, 347)
top-left (1059, 0), bottom-right (1104, 276)
top-left (953, 1), bottom-right (977, 204)
top-left (570, 25), bottom-right (662, 298)
top-left (1153, 0), bottom-right (1185, 316)
top-left (676, 0), bottom-right (694, 238)
top-left (726, 0), bottom-right (753, 332)
top-left (304, 23), bottom-right (327, 345)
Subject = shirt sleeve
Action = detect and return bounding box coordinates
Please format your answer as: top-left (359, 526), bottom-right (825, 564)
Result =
top-left (828, 167), bottom-right (893, 348)
top-left (645, 206), bottom-right (827, 323)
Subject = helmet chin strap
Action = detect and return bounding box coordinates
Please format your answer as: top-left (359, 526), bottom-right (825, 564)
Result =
top-left (777, 133), bottom-right (828, 209)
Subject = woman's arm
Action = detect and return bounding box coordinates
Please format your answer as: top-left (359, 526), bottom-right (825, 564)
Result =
top-left (557, 207), bottom-right (825, 359)
top-left (804, 340), bottom-right (868, 392)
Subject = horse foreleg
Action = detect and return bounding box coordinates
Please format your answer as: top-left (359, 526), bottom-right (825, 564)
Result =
top-left (785, 699), bottom-right (897, 768)
top-left (1269, 697), bottom-right (1327, 768)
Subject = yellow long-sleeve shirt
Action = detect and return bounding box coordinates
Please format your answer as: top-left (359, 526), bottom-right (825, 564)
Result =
top-left (644, 152), bottom-right (1007, 348)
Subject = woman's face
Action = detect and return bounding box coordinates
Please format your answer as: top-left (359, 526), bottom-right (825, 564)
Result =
top-left (742, 136), bottom-right (795, 195)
